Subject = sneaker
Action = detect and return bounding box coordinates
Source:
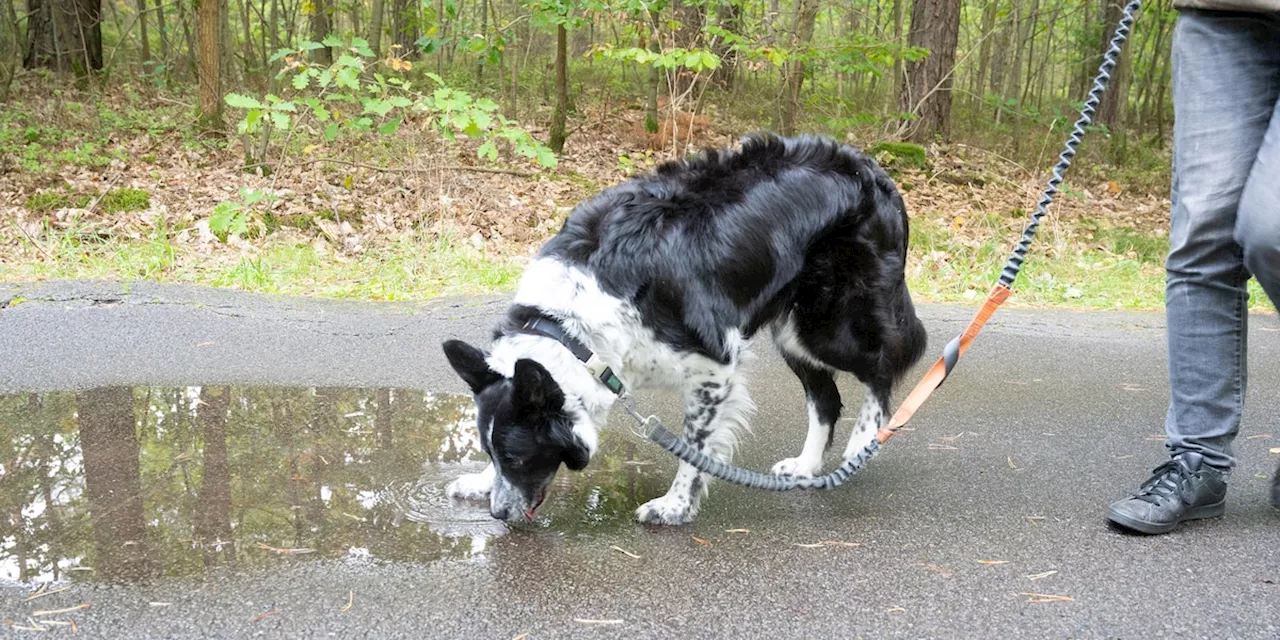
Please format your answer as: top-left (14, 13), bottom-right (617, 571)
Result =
top-left (1106, 452), bottom-right (1227, 535)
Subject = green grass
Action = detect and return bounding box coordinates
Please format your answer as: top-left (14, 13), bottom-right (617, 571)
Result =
top-left (6, 225), bottom-right (522, 300)
top-left (907, 216), bottom-right (1275, 312)
top-left (98, 188), bottom-right (152, 213)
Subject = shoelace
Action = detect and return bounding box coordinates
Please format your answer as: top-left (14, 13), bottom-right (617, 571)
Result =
top-left (1133, 459), bottom-right (1193, 505)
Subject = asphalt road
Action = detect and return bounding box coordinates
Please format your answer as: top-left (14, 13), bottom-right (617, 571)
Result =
top-left (2, 281), bottom-right (1279, 639)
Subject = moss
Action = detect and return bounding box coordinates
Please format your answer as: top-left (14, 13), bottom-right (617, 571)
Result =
top-left (867, 141), bottom-right (929, 171)
top-left (24, 190), bottom-right (93, 213)
top-left (99, 188), bottom-right (152, 213)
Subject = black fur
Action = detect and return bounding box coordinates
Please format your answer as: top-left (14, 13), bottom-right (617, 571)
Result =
top-left (445, 132), bottom-right (927, 522)
top-left (539, 132), bottom-right (926, 382)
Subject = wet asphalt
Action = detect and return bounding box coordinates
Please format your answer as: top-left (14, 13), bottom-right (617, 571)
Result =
top-left (2, 280), bottom-right (1279, 639)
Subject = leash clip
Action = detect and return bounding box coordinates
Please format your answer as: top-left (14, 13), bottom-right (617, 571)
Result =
top-left (620, 393), bottom-right (660, 439)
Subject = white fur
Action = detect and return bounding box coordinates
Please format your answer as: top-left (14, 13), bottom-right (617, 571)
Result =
top-left (843, 390), bottom-right (884, 459)
top-left (493, 257), bottom-right (761, 525)
top-left (446, 463), bottom-right (495, 501)
top-left (771, 401), bottom-right (828, 478)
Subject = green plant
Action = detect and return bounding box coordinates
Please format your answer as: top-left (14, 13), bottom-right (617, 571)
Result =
top-left (99, 188), bottom-right (152, 214)
top-left (224, 36), bottom-right (557, 169)
top-left (868, 142), bottom-right (929, 170)
top-left (209, 188), bottom-right (279, 241)
top-left (24, 190), bottom-right (92, 213)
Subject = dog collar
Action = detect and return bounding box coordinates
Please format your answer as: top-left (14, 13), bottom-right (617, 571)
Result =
top-left (522, 317), bottom-right (626, 395)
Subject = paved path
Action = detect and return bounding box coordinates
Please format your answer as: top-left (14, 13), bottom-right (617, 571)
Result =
top-left (2, 281), bottom-right (1278, 638)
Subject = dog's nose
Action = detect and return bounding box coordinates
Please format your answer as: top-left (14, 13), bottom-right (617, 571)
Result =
top-left (490, 505), bottom-right (509, 520)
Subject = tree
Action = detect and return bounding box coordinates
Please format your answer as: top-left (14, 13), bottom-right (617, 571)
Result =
top-left (778, 0), bottom-right (818, 136)
top-left (78, 387), bottom-right (151, 582)
top-left (56, 0), bottom-right (104, 75)
top-left (311, 0), bottom-right (333, 64)
top-left (197, 0), bottom-right (222, 128)
top-left (1095, 0), bottom-right (1133, 132)
top-left (549, 23), bottom-right (568, 153)
top-left (23, 0), bottom-right (57, 69)
top-left (194, 387), bottom-right (236, 566)
top-left (898, 0), bottom-right (962, 141)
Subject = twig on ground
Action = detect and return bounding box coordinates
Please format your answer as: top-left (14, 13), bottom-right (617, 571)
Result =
top-left (239, 157), bottom-right (538, 177)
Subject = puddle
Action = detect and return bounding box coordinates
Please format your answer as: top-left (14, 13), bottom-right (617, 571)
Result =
top-left (0, 386), bottom-right (658, 585)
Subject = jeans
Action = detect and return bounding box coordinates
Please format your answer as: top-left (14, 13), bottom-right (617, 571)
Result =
top-left (1165, 10), bottom-right (1280, 470)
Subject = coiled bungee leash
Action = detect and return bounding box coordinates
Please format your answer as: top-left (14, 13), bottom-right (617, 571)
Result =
top-left (621, 0), bottom-right (1144, 491)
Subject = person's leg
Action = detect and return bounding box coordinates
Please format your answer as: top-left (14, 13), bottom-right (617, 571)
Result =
top-left (1108, 10), bottom-right (1280, 533)
top-left (1162, 10), bottom-right (1280, 470)
top-left (1234, 71), bottom-right (1280, 510)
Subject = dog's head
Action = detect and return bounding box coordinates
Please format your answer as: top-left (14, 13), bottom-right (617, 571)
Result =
top-left (442, 339), bottom-right (591, 521)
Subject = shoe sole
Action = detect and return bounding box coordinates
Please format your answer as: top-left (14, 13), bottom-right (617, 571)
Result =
top-left (1106, 500), bottom-right (1226, 535)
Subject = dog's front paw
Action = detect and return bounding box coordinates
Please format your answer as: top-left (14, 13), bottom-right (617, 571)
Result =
top-left (446, 472), bottom-right (493, 501)
top-left (771, 455), bottom-right (822, 478)
top-left (636, 494), bottom-right (696, 525)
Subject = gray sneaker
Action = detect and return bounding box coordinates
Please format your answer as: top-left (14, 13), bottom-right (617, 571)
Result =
top-left (1106, 452), bottom-right (1227, 535)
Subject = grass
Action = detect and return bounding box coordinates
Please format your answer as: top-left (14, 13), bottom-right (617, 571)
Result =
top-left (907, 215), bottom-right (1274, 311)
top-left (7, 225), bottom-right (522, 301)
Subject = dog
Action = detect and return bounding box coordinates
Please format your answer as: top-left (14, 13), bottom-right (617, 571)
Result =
top-left (442, 133), bottom-right (927, 525)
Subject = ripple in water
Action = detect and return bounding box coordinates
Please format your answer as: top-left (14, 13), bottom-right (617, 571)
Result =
top-left (386, 463), bottom-right (509, 540)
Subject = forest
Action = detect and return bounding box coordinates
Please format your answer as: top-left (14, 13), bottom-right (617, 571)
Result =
top-left (9, 0), bottom-right (1267, 311)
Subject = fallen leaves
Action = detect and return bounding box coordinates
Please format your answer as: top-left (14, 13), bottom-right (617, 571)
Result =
top-left (691, 536), bottom-right (712, 547)
top-left (976, 560), bottom-right (1010, 565)
top-left (1269, 448), bottom-right (1280, 455)
top-left (24, 585), bottom-right (72, 601)
top-left (794, 541), bottom-right (862, 549)
top-left (251, 609), bottom-right (281, 623)
top-left (341, 590), bottom-right (354, 613)
top-left (574, 618), bottom-right (624, 625)
top-left (256, 542), bottom-right (316, 555)
top-left (1018, 592), bottom-right (1074, 604)
top-left (1026, 570), bottom-right (1058, 581)
top-left (31, 604), bottom-right (91, 616)
top-left (610, 545), bottom-right (642, 559)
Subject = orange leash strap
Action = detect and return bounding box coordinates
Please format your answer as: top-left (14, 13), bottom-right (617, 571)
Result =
top-left (876, 283), bottom-right (1012, 444)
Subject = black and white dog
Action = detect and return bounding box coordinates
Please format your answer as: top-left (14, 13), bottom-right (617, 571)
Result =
top-left (442, 133), bottom-right (927, 525)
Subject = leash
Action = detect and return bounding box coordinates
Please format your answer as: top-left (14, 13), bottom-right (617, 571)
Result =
top-left (623, 0), bottom-right (1144, 491)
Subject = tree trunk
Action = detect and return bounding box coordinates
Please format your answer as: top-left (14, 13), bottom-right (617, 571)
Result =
top-left (78, 387), bottom-right (151, 583)
top-left (1, 0), bottom-right (19, 100)
top-left (671, 0), bottom-right (703, 97)
top-left (474, 0), bottom-right (487, 80)
top-left (48, 0), bottom-right (103, 76)
top-left (24, 0), bottom-right (58, 69)
top-left (154, 0), bottom-right (168, 62)
top-left (898, 0), bottom-right (961, 142)
top-left (136, 0), bottom-right (151, 68)
top-left (643, 9), bottom-right (660, 134)
top-left (548, 23), bottom-right (568, 153)
top-left (194, 387), bottom-right (236, 566)
top-left (310, 0), bottom-right (331, 64)
top-left (889, 0), bottom-right (904, 103)
top-left (711, 1), bottom-right (740, 90)
top-left (391, 0), bottom-right (416, 57)
top-left (197, 0), bottom-right (222, 128)
top-left (778, 0), bottom-right (818, 136)
top-left (972, 0), bottom-right (998, 108)
top-left (1095, 0), bottom-right (1132, 132)
top-left (369, 0), bottom-right (384, 55)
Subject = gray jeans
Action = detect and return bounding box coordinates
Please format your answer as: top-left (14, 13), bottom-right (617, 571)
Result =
top-left (1165, 9), bottom-right (1280, 469)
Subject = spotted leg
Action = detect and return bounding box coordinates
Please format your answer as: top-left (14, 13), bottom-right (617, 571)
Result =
top-left (636, 361), bottom-right (754, 525)
top-left (843, 383), bottom-right (889, 461)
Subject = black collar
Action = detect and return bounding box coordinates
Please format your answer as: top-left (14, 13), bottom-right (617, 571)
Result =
top-left (522, 317), bottom-right (626, 395)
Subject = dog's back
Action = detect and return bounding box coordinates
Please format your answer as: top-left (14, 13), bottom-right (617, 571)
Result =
top-left (539, 133), bottom-right (921, 376)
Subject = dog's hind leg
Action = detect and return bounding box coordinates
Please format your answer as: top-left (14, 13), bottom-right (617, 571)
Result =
top-left (771, 353), bottom-right (842, 478)
top-left (636, 360), bottom-right (754, 525)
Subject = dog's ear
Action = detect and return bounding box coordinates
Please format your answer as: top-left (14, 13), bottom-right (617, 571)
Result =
top-left (511, 359), bottom-right (565, 412)
top-left (562, 436), bottom-right (591, 471)
top-left (442, 340), bottom-right (501, 394)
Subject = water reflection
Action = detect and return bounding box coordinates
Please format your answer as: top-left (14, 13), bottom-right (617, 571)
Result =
top-left (1, 386), bottom-right (653, 585)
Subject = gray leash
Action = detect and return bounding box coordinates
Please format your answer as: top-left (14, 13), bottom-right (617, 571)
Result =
top-left (625, 0), bottom-right (1144, 491)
